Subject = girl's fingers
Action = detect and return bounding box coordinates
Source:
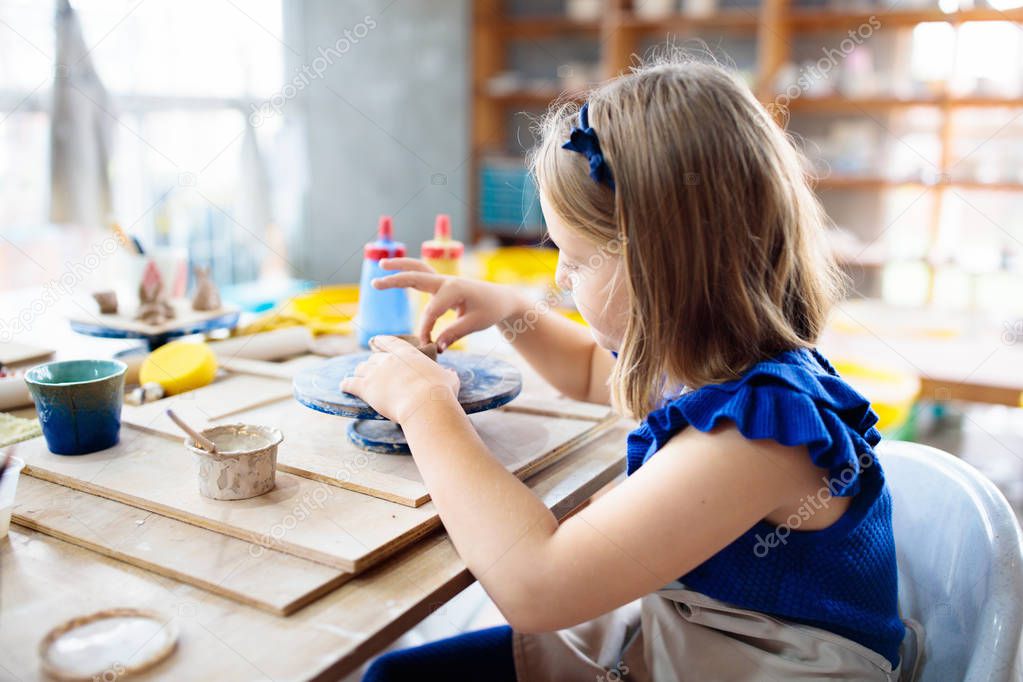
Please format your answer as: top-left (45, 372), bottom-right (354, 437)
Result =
top-left (372, 271), bottom-right (445, 294)
top-left (378, 257), bottom-right (436, 274)
top-left (368, 334), bottom-right (419, 359)
top-left (418, 288), bottom-right (462, 342)
top-left (367, 336), bottom-right (393, 354)
top-left (434, 312), bottom-right (486, 351)
top-left (340, 376), bottom-right (364, 396)
top-left (352, 354), bottom-right (384, 370)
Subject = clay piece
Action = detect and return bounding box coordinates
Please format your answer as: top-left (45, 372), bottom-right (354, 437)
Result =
top-left (135, 261), bottom-right (176, 325)
top-left (126, 381), bottom-right (165, 406)
top-left (370, 334), bottom-right (438, 361)
top-left (92, 290), bottom-right (118, 314)
top-left (191, 266), bottom-right (222, 312)
top-left (184, 424), bottom-right (283, 500)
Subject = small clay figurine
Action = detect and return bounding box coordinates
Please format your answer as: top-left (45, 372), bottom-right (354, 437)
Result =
top-left (92, 290), bottom-right (118, 314)
top-left (370, 334), bottom-right (438, 361)
top-left (135, 261), bottom-right (176, 325)
top-left (191, 266), bottom-right (221, 312)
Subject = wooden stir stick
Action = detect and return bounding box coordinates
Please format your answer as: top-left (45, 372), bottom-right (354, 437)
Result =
top-left (165, 409), bottom-right (217, 453)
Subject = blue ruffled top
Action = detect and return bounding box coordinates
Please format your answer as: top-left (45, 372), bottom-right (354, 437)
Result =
top-left (627, 348), bottom-right (905, 668)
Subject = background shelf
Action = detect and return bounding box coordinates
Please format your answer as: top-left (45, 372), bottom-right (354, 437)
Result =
top-left (469, 0), bottom-right (1023, 306)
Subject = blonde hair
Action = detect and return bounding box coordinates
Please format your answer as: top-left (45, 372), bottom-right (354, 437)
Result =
top-left (529, 56), bottom-right (842, 418)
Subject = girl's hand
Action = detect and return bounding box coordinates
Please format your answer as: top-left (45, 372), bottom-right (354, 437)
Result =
top-left (341, 335), bottom-right (460, 423)
top-left (373, 258), bottom-right (528, 350)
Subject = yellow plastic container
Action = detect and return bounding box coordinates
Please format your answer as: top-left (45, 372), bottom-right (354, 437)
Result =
top-left (286, 285), bottom-right (359, 333)
top-left (139, 341), bottom-right (218, 396)
top-left (478, 247), bottom-right (558, 286)
top-left (831, 360), bottom-right (921, 434)
top-left (422, 214), bottom-right (464, 276)
top-left (421, 215), bottom-right (465, 348)
top-left (476, 247), bottom-right (586, 326)
top-left (236, 285), bottom-right (361, 336)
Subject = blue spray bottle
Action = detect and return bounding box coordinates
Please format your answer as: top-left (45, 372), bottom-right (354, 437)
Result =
top-left (356, 215), bottom-right (412, 347)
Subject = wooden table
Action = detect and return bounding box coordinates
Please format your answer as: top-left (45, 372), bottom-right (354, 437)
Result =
top-left (820, 299), bottom-right (1023, 407)
top-left (0, 285), bottom-right (628, 680)
top-left (0, 424), bottom-right (628, 681)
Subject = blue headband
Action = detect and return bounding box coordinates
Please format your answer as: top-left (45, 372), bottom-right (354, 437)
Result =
top-left (561, 102), bottom-right (615, 191)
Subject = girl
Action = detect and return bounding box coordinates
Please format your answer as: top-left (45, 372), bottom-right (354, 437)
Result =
top-left (348, 57), bottom-right (916, 681)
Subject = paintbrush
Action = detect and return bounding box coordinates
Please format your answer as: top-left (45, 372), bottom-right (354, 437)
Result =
top-left (110, 220), bottom-right (143, 255)
top-left (166, 409), bottom-right (217, 453)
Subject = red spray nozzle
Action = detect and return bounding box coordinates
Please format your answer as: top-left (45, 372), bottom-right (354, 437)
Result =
top-left (434, 214), bottom-right (451, 240)
top-left (365, 215), bottom-right (405, 260)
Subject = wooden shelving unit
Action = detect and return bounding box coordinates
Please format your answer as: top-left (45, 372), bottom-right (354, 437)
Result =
top-left (788, 6), bottom-right (1023, 30)
top-left (469, 0), bottom-right (1023, 292)
top-left (497, 16), bottom-right (602, 35)
top-left (787, 95), bottom-right (1023, 111)
top-left (470, 0), bottom-right (781, 243)
top-left (621, 10), bottom-right (761, 32)
top-left (816, 176), bottom-right (1023, 192)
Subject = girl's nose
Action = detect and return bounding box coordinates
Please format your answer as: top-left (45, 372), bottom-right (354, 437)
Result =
top-left (554, 257), bottom-right (575, 291)
top-left (555, 267), bottom-right (573, 292)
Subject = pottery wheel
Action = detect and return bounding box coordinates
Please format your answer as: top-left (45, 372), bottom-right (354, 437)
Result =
top-left (293, 351), bottom-right (522, 454)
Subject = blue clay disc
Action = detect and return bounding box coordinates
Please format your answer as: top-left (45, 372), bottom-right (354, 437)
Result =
top-left (347, 420), bottom-right (410, 454)
top-left (293, 351), bottom-right (522, 420)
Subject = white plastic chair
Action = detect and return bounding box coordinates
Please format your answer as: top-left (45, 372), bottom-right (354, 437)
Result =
top-left (879, 440), bottom-right (1023, 682)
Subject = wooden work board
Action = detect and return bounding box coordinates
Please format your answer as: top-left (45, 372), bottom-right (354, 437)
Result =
top-left (14, 347), bottom-right (620, 619)
top-left (12, 476), bottom-right (349, 616)
top-left (228, 399), bottom-right (612, 506)
top-left (17, 408), bottom-right (616, 574)
top-left (0, 341), bottom-right (54, 366)
top-left (120, 355), bottom-right (617, 507)
top-left (17, 428), bottom-right (440, 573)
top-left (11, 407), bottom-right (621, 619)
top-left (67, 300), bottom-right (239, 337)
top-left (120, 373), bottom-right (294, 437)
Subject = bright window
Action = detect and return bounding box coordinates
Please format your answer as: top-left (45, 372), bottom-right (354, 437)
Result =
top-left (0, 0), bottom-right (289, 287)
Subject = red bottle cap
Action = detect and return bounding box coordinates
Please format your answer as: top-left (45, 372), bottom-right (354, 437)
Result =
top-left (434, 214), bottom-right (451, 239)
top-left (364, 215), bottom-right (407, 260)
top-left (422, 214), bottom-right (464, 260)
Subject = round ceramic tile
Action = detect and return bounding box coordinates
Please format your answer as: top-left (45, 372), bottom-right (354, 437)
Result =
top-left (39, 608), bottom-right (177, 681)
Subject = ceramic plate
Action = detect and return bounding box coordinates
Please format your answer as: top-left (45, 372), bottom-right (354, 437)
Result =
top-left (39, 608), bottom-right (178, 681)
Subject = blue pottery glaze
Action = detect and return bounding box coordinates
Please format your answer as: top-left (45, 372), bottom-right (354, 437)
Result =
top-left (293, 351), bottom-right (523, 454)
top-left (292, 351), bottom-right (522, 420)
top-left (25, 359), bottom-right (127, 455)
top-left (347, 420), bottom-right (411, 454)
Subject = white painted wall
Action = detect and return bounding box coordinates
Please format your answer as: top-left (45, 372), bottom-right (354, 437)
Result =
top-left (282, 0), bottom-right (470, 283)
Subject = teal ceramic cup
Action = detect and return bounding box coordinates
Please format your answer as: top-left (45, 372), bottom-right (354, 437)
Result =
top-left (25, 359), bottom-right (127, 455)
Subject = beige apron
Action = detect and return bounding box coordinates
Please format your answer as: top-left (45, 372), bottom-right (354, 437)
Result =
top-left (513, 587), bottom-right (921, 682)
